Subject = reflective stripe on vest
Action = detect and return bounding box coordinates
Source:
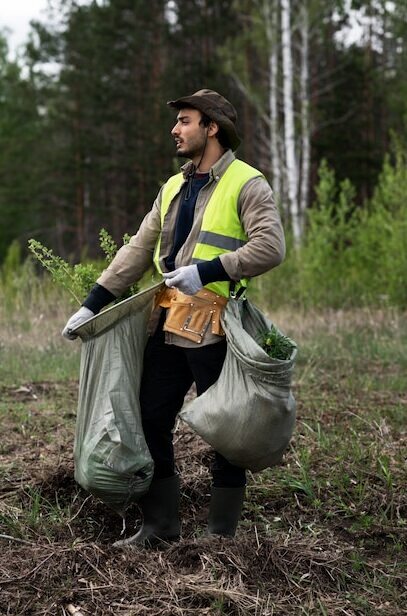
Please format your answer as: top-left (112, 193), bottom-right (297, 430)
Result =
top-left (154, 159), bottom-right (263, 298)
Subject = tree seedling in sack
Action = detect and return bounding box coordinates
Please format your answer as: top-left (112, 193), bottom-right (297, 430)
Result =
top-left (258, 326), bottom-right (295, 360)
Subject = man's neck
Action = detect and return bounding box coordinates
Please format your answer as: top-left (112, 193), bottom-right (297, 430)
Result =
top-left (192, 146), bottom-right (226, 173)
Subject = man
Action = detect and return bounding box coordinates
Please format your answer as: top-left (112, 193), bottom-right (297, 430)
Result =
top-left (63, 89), bottom-right (285, 546)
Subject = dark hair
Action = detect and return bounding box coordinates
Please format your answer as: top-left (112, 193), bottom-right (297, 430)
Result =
top-left (199, 112), bottom-right (231, 150)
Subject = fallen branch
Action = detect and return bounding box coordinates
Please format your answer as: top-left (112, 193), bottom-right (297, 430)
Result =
top-left (0, 533), bottom-right (36, 546)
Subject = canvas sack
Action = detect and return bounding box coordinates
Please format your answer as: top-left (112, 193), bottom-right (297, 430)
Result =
top-left (72, 283), bottom-right (163, 516)
top-left (180, 299), bottom-right (297, 471)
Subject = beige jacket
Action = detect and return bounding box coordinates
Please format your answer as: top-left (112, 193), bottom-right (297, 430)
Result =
top-left (97, 150), bottom-right (285, 345)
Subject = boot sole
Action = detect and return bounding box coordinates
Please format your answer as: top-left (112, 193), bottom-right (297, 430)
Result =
top-left (113, 533), bottom-right (180, 548)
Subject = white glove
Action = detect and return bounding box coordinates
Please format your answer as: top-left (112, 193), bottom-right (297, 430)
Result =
top-left (62, 306), bottom-right (94, 340)
top-left (163, 265), bottom-right (203, 295)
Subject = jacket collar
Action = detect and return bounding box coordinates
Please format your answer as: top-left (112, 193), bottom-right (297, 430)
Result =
top-left (180, 149), bottom-right (236, 182)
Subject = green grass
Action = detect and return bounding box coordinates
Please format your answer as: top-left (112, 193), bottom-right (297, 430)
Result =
top-left (0, 343), bottom-right (80, 385)
top-left (0, 269), bottom-right (80, 385)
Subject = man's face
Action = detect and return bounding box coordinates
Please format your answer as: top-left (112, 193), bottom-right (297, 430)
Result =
top-left (171, 108), bottom-right (208, 159)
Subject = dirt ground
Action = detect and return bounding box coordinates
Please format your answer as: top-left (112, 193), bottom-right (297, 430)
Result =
top-left (0, 370), bottom-right (405, 616)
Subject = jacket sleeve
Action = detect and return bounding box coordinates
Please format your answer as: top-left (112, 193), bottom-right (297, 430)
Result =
top-left (96, 187), bottom-right (163, 297)
top-left (219, 176), bottom-right (285, 281)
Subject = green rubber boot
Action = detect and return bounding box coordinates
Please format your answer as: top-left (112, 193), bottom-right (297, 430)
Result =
top-left (113, 474), bottom-right (181, 548)
top-left (207, 486), bottom-right (245, 537)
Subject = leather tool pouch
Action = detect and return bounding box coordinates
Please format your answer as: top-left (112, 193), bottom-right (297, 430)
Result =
top-left (155, 287), bottom-right (228, 344)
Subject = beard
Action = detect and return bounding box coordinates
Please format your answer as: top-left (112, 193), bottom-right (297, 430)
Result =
top-left (175, 148), bottom-right (191, 159)
top-left (175, 132), bottom-right (207, 160)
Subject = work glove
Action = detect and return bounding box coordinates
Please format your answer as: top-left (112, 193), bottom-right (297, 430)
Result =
top-left (163, 265), bottom-right (203, 296)
top-left (62, 306), bottom-right (94, 340)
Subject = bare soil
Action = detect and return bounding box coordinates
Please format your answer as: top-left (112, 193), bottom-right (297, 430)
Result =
top-left (0, 376), bottom-right (405, 615)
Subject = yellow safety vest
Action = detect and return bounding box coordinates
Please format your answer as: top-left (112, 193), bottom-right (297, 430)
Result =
top-left (154, 159), bottom-right (263, 297)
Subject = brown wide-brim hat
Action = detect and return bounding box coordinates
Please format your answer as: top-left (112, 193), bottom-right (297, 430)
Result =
top-left (167, 88), bottom-right (241, 151)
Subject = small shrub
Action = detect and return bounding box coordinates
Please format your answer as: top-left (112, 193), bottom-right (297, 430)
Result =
top-left (253, 143), bottom-right (407, 310)
top-left (28, 229), bottom-right (138, 305)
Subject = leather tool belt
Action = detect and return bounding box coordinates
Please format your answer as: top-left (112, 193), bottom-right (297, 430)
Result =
top-left (154, 286), bottom-right (228, 344)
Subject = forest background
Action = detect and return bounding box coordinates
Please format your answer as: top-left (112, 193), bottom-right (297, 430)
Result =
top-left (1, 0), bottom-right (406, 309)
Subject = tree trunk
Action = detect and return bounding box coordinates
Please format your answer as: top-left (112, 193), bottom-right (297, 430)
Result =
top-left (73, 105), bottom-right (85, 256)
top-left (281, 0), bottom-right (300, 244)
top-left (299, 3), bottom-right (310, 235)
top-left (265, 0), bottom-right (282, 204)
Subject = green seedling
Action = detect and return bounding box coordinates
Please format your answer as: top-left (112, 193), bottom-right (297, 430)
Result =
top-left (258, 326), bottom-right (295, 360)
top-left (28, 229), bottom-right (138, 304)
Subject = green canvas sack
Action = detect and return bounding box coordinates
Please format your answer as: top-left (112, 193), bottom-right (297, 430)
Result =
top-left (72, 283), bottom-right (163, 516)
top-left (180, 299), bottom-right (297, 472)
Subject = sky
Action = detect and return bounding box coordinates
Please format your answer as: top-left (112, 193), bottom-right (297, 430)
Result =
top-left (1, 0), bottom-right (51, 58)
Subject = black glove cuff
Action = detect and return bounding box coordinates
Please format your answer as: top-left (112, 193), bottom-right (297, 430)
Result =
top-left (197, 257), bottom-right (232, 286)
top-left (82, 283), bottom-right (116, 314)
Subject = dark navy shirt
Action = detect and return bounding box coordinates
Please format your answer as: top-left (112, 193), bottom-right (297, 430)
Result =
top-left (164, 173), bottom-right (209, 271)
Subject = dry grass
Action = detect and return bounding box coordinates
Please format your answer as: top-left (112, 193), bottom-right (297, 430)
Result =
top-left (0, 292), bottom-right (406, 615)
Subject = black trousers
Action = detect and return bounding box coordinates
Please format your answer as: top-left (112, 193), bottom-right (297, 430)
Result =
top-left (139, 324), bottom-right (246, 488)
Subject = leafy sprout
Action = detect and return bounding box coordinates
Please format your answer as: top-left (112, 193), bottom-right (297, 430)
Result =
top-left (28, 230), bottom-right (138, 306)
top-left (99, 228), bottom-right (118, 264)
top-left (258, 326), bottom-right (295, 360)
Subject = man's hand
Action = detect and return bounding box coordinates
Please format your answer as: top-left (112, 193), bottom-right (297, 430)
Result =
top-left (163, 265), bottom-right (203, 295)
top-left (62, 307), bottom-right (94, 340)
